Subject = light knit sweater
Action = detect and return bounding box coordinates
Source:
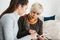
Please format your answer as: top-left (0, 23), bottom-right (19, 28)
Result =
top-left (0, 13), bottom-right (20, 40)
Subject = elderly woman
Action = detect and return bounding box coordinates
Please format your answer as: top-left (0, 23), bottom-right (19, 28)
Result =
top-left (17, 3), bottom-right (44, 40)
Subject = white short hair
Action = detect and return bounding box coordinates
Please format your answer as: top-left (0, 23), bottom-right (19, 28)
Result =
top-left (30, 3), bottom-right (43, 14)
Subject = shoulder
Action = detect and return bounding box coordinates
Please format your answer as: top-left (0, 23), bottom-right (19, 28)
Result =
top-left (1, 13), bottom-right (13, 19)
top-left (38, 18), bottom-right (43, 23)
top-left (38, 18), bottom-right (43, 26)
top-left (1, 13), bottom-right (17, 21)
top-left (18, 14), bottom-right (28, 21)
top-left (0, 14), bottom-right (14, 25)
top-left (18, 16), bottom-right (24, 22)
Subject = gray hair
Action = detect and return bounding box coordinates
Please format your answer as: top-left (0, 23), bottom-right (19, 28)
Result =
top-left (30, 3), bottom-right (43, 14)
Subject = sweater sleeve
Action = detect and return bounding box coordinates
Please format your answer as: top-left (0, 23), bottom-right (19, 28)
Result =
top-left (17, 17), bottom-right (29, 39)
top-left (38, 19), bottom-right (43, 35)
top-left (1, 16), bottom-right (14, 40)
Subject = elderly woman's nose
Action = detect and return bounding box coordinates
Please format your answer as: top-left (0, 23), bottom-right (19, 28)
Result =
top-left (33, 14), bottom-right (35, 16)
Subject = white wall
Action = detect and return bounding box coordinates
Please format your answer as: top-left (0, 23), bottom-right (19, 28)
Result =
top-left (55, 0), bottom-right (60, 20)
top-left (0, 0), bottom-right (60, 20)
top-left (0, 0), bottom-right (11, 15)
top-left (27, 0), bottom-right (57, 17)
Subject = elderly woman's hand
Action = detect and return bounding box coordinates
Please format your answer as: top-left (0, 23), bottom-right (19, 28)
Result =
top-left (29, 29), bottom-right (37, 34)
top-left (38, 35), bottom-right (44, 40)
top-left (29, 29), bottom-right (38, 39)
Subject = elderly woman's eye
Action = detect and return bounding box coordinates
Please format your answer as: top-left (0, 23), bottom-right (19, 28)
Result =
top-left (37, 13), bottom-right (40, 15)
top-left (33, 12), bottom-right (36, 13)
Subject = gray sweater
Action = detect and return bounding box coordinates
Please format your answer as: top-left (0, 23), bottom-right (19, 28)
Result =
top-left (0, 13), bottom-right (20, 40)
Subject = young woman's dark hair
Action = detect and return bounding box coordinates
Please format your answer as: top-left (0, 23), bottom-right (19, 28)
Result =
top-left (0, 0), bottom-right (28, 18)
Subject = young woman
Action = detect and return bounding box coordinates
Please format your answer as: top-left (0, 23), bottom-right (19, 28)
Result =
top-left (17, 3), bottom-right (44, 40)
top-left (0, 0), bottom-right (28, 40)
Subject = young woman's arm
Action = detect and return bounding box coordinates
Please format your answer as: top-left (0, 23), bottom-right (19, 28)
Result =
top-left (1, 15), bottom-right (14, 40)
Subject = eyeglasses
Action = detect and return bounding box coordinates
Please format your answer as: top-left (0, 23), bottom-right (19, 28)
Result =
top-left (32, 11), bottom-right (40, 15)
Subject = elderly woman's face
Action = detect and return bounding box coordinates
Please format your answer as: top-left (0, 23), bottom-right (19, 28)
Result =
top-left (30, 11), bottom-right (40, 20)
